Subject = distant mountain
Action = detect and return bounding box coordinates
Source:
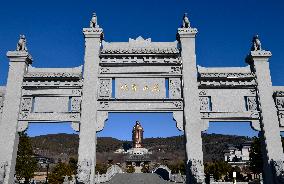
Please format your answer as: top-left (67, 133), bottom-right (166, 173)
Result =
top-left (30, 133), bottom-right (252, 163)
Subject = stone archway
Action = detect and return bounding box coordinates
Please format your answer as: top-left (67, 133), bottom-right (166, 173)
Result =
top-left (1, 12), bottom-right (284, 184)
top-left (153, 165), bottom-right (171, 181)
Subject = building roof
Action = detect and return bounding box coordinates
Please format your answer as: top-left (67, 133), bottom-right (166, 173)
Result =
top-left (125, 154), bottom-right (151, 162)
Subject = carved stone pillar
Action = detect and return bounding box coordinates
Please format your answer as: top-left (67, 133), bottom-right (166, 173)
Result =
top-left (0, 51), bottom-right (32, 184)
top-left (77, 25), bottom-right (103, 184)
top-left (177, 27), bottom-right (205, 183)
top-left (247, 50), bottom-right (284, 184)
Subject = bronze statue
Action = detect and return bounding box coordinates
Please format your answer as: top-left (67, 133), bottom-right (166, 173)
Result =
top-left (16, 35), bottom-right (27, 51)
top-left (132, 121), bottom-right (144, 148)
top-left (251, 35), bottom-right (262, 51)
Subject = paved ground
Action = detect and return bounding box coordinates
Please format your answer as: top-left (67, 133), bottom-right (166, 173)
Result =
top-left (104, 173), bottom-right (175, 184)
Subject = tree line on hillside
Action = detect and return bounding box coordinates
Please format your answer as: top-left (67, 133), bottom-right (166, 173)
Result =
top-left (30, 133), bottom-right (252, 163)
top-left (17, 132), bottom-right (279, 183)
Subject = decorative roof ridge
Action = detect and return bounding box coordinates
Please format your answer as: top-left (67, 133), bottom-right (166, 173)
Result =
top-left (101, 38), bottom-right (179, 54)
top-left (24, 66), bottom-right (83, 79)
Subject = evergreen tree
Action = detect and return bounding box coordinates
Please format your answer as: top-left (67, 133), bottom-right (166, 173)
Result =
top-left (249, 137), bottom-right (263, 175)
top-left (68, 157), bottom-right (78, 175)
top-left (204, 161), bottom-right (232, 181)
top-left (48, 162), bottom-right (73, 184)
top-left (15, 131), bottom-right (37, 184)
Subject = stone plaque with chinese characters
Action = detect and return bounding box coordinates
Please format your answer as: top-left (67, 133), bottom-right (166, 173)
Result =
top-left (115, 78), bottom-right (166, 99)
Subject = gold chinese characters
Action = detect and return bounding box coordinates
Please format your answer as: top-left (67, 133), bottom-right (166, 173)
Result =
top-left (120, 84), bottom-right (160, 92)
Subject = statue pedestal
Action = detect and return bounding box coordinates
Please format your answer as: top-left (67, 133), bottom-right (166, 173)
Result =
top-left (127, 148), bottom-right (150, 155)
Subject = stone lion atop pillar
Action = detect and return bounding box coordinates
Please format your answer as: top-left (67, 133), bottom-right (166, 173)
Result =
top-left (16, 35), bottom-right (28, 51)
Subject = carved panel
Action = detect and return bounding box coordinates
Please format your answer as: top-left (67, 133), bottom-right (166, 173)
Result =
top-left (71, 97), bottom-right (82, 112)
top-left (209, 89), bottom-right (248, 112)
top-left (274, 90), bottom-right (284, 97)
top-left (99, 102), bottom-right (110, 109)
top-left (72, 89), bottom-right (82, 96)
top-left (99, 66), bottom-right (182, 76)
top-left (22, 80), bottom-right (83, 87)
top-left (199, 97), bottom-right (211, 111)
top-left (276, 97), bottom-right (284, 110)
top-left (115, 78), bottom-right (166, 99)
top-left (18, 112), bottom-right (80, 122)
top-left (22, 89), bottom-right (81, 97)
top-left (199, 79), bottom-right (256, 88)
top-left (20, 97), bottom-right (33, 112)
top-left (98, 79), bottom-right (112, 98)
top-left (169, 78), bottom-right (182, 99)
top-left (100, 67), bottom-right (110, 74)
top-left (33, 97), bottom-right (69, 113)
top-left (24, 72), bottom-right (82, 79)
top-left (249, 88), bottom-right (257, 95)
top-left (170, 66), bottom-right (182, 74)
top-left (278, 111), bottom-right (284, 127)
top-left (172, 101), bottom-right (183, 109)
top-left (246, 96), bottom-right (258, 111)
top-left (199, 72), bottom-right (255, 79)
top-left (200, 111), bottom-right (260, 121)
top-left (97, 101), bottom-right (183, 111)
top-left (199, 90), bottom-right (207, 96)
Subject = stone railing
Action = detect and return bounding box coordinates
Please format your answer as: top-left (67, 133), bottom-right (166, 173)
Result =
top-left (94, 165), bottom-right (123, 183)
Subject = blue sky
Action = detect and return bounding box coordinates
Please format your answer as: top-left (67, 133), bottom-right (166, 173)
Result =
top-left (1, 0), bottom-right (283, 139)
